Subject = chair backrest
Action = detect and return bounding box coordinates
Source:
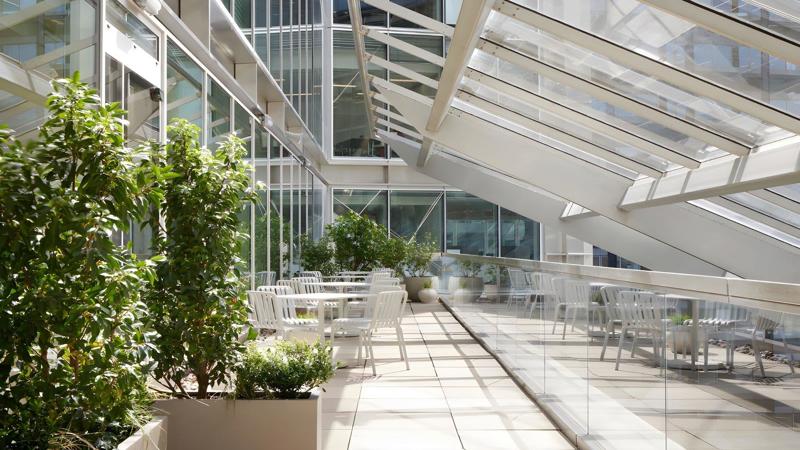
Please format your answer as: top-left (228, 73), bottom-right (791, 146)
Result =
top-left (368, 290), bottom-right (407, 330)
top-left (507, 268), bottom-right (528, 290)
top-left (754, 309), bottom-right (783, 334)
top-left (300, 270), bottom-right (322, 278)
top-left (301, 282), bottom-right (324, 294)
top-left (562, 279), bottom-right (592, 307)
top-left (255, 271), bottom-right (276, 287)
top-left (619, 291), bottom-right (665, 328)
top-left (255, 285), bottom-right (299, 318)
top-left (600, 285), bottom-right (629, 322)
top-left (287, 276), bottom-right (319, 294)
top-left (365, 271), bottom-right (390, 284)
top-left (277, 279), bottom-right (293, 288)
top-left (257, 285), bottom-right (294, 295)
top-left (247, 290), bottom-right (282, 331)
top-left (527, 272), bottom-right (554, 294)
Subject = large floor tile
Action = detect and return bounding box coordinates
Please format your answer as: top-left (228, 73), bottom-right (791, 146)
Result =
top-left (459, 430), bottom-right (574, 450)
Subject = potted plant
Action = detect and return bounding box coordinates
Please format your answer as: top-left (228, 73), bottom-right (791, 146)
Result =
top-left (667, 314), bottom-right (706, 355)
top-left (418, 278), bottom-right (439, 304)
top-left (157, 341), bottom-right (333, 450)
top-left (482, 265), bottom-right (500, 300)
top-left (299, 234), bottom-right (340, 276)
top-left (403, 238), bottom-right (438, 301)
top-left (448, 260), bottom-right (485, 302)
top-left (0, 75), bottom-right (166, 449)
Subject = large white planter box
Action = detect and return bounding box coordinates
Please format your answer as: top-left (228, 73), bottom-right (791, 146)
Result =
top-left (117, 416), bottom-right (167, 450)
top-left (154, 391), bottom-right (320, 450)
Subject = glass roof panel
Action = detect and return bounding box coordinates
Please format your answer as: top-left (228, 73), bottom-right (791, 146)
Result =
top-left (725, 192), bottom-right (800, 228)
top-left (768, 183), bottom-right (800, 202)
top-left (483, 11), bottom-right (794, 146)
top-left (690, 198), bottom-right (800, 247)
top-left (699, 0), bottom-right (800, 45)
top-left (513, 0), bottom-right (800, 122)
top-left (451, 97), bottom-right (641, 179)
top-left (460, 77), bottom-right (676, 172)
top-left (469, 49), bottom-right (728, 162)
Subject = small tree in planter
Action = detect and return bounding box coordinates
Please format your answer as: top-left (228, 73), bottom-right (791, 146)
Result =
top-left (327, 211), bottom-right (387, 271)
top-left (0, 76), bottom-right (164, 449)
top-left (146, 120), bottom-right (257, 399)
top-left (298, 234), bottom-right (339, 276)
top-left (403, 238), bottom-right (438, 301)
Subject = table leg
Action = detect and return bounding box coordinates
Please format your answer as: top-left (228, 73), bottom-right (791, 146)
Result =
top-left (690, 299), bottom-right (699, 370)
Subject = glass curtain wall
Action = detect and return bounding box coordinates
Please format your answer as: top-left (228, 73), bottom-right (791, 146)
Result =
top-left (331, 1), bottom-right (455, 159)
top-left (332, 188), bottom-right (541, 260)
top-left (234, 0), bottom-right (323, 142)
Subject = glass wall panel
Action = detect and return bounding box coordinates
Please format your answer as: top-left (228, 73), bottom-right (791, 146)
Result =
top-left (333, 31), bottom-right (388, 157)
top-left (389, 190), bottom-right (444, 249)
top-left (127, 71), bottom-right (160, 146)
top-left (333, 0), bottom-right (388, 26)
top-left (499, 207), bottom-right (539, 260)
top-left (446, 192), bottom-right (497, 256)
top-left (107, 0), bottom-right (158, 59)
top-left (390, 0), bottom-right (442, 28)
top-left (207, 78), bottom-right (231, 150)
top-left (388, 34), bottom-right (443, 98)
top-left (333, 189), bottom-right (389, 227)
top-left (167, 41), bottom-right (203, 130)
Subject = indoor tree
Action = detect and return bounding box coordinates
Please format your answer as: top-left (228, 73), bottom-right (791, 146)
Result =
top-left (145, 120), bottom-right (257, 399)
top-left (0, 75), bottom-right (164, 449)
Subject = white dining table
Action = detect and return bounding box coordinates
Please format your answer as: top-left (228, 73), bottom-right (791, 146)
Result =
top-left (303, 281), bottom-right (370, 292)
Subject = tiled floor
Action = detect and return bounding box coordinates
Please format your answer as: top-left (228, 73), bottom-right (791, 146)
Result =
top-left (320, 302), bottom-right (575, 450)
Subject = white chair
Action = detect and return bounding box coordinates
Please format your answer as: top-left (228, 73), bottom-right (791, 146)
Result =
top-left (506, 268), bottom-right (530, 310)
top-left (525, 272), bottom-right (556, 318)
top-left (332, 290), bottom-right (409, 375)
top-left (255, 271), bottom-right (276, 288)
top-left (615, 291), bottom-right (667, 370)
top-left (599, 285), bottom-right (627, 361)
top-left (346, 278), bottom-right (402, 317)
top-left (301, 270), bottom-right (322, 278)
top-left (246, 290), bottom-right (319, 339)
top-left (693, 302), bottom-right (749, 369)
top-left (751, 310), bottom-right (796, 378)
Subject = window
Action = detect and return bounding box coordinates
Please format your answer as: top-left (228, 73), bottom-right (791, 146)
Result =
top-left (334, 189), bottom-right (389, 227)
top-left (390, 190), bottom-right (444, 249)
top-left (500, 208), bottom-right (539, 260)
top-left (446, 192), bottom-right (497, 256)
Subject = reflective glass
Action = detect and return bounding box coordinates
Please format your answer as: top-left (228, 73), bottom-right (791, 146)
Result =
top-left (333, 189), bottom-right (389, 227)
top-left (483, 11), bottom-right (793, 146)
top-left (208, 79), bottom-right (231, 150)
top-left (107, 0), bottom-right (158, 59)
top-left (333, 31), bottom-right (388, 157)
top-left (333, 0), bottom-right (388, 26)
top-left (725, 192), bottom-right (800, 229)
top-left (389, 33), bottom-right (443, 98)
top-left (446, 191), bottom-right (498, 256)
top-left (233, 102), bottom-right (252, 157)
top-left (769, 183), bottom-right (800, 203)
top-left (167, 41), bottom-right (203, 130)
top-left (690, 199), bottom-right (800, 247)
top-left (389, 190), bottom-right (444, 249)
top-left (390, 0), bottom-right (443, 28)
top-left (500, 208), bottom-right (539, 260)
top-left (515, 0), bottom-right (800, 119)
top-left (127, 72), bottom-right (160, 146)
top-left (701, 0), bottom-right (800, 43)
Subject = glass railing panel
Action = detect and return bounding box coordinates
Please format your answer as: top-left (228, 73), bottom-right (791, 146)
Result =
top-left (437, 254), bottom-right (800, 450)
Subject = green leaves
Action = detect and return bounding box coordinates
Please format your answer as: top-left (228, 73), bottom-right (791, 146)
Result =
top-left (0, 76), bottom-right (159, 449)
top-left (234, 341), bottom-right (334, 400)
top-left (146, 119), bottom-right (254, 399)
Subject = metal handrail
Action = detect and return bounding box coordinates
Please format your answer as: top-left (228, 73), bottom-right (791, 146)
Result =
top-left (442, 253), bottom-right (800, 313)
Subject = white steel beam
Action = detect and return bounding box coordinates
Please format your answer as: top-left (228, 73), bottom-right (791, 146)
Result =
top-left (376, 118), bottom-right (422, 141)
top-left (360, 0), bottom-right (454, 37)
top-left (479, 40), bottom-right (751, 157)
top-left (417, 137), bottom-right (434, 167)
top-left (497, 1), bottom-right (800, 137)
top-left (0, 54), bottom-right (51, 106)
top-left (465, 69), bottom-right (700, 169)
top-left (367, 54), bottom-right (439, 90)
top-left (750, 189), bottom-right (800, 216)
top-left (364, 29), bottom-right (445, 66)
top-left (0, 0), bottom-right (66, 29)
top-left (382, 130), bottom-right (725, 276)
top-left (376, 81), bottom-right (800, 282)
top-left (639, 0), bottom-right (800, 68)
top-left (621, 144), bottom-right (800, 210)
top-left (561, 203), bottom-right (596, 221)
top-left (457, 91), bottom-right (664, 178)
top-left (347, 0), bottom-right (376, 133)
top-left (426, 0), bottom-right (494, 132)
top-left (374, 106), bottom-right (414, 128)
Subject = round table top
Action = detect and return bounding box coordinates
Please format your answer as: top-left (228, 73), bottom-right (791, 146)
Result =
top-left (275, 292), bottom-right (370, 301)
top-left (304, 281), bottom-right (370, 288)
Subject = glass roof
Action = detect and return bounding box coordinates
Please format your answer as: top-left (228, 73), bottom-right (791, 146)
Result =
top-left (702, 0), bottom-right (800, 43)
top-left (690, 198), bottom-right (800, 248)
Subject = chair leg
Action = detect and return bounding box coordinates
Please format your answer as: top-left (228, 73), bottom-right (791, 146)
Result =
top-left (367, 333), bottom-right (377, 376)
top-left (631, 330), bottom-right (639, 358)
top-left (356, 332), bottom-right (363, 362)
top-left (551, 305), bottom-right (560, 334)
top-left (397, 325), bottom-right (410, 370)
top-left (704, 338), bottom-right (709, 372)
top-left (600, 320), bottom-right (612, 361)
top-left (615, 327), bottom-right (627, 371)
top-left (783, 338), bottom-right (796, 375)
top-left (753, 338), bottom-right (765, 377)
top-left (562, 308), bottom-right (569, 340)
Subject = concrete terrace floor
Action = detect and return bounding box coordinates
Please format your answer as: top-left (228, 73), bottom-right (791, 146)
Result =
top-left (319, 302), bottom-right (575, 450)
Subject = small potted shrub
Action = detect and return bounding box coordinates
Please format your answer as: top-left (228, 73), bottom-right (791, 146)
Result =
top-left (159, 341), bottom-right (333, 450)
top-left (418, 278), bottom-right (439, 303)
top-left (667, 314), bottom-right (706, 355)
top-left (448, 260), bottom-right (485, 302)
top-left (482, 265), bottom-right (500, 300)
top-left (403, 238), bottom-right (438, 301)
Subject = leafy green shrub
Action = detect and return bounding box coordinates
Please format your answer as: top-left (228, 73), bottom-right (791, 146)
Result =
top-left (404, 237), bottom-right (438, 277)
top-left (670, 314), bottom-right (692, 326)
top-left (146, 120), bottom-right (257, 399)
top-left (327, 211), bottom-right (388, 271)
top-left (457, 260), bottom-right (484, 278)
top-left (235, 341), bottom-right (334, 400)
top-left (0, 75), bottom-right (163, 449)
top-left (299, 234), bottom-right (339, 276)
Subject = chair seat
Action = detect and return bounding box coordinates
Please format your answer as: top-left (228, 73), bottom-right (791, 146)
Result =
top-left (332, 317), bottom-right (370, 331)
top-left (284, 318), bottom-right (318, 327)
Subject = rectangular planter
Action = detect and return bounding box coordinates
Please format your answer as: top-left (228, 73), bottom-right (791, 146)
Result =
top-left (117, 416), bottom-right (167, 450)
top-left (154, 391), bottom-right (320, 450)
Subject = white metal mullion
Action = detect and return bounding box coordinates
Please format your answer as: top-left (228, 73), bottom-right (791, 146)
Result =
top-left (347, 0), bottom-right (377, 134)
top-left (639, 0), bottom-right (800, 68)
top-left (497, 0), bottom-right (800, 138)
top-left (426, 0), bottom-right (494, 132)
top-left (457, 91), bottom-right (664, 178)
top-left (479, 40), bottom-right (751, 157)
top-left (465, 68), bottom-right (700, 169)
top-left (364, 29), bottom-right (445, 66)
top-left (367, 53), bottom-right (439, 90)
top-left (360, 0), bottom-right (454, 37)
